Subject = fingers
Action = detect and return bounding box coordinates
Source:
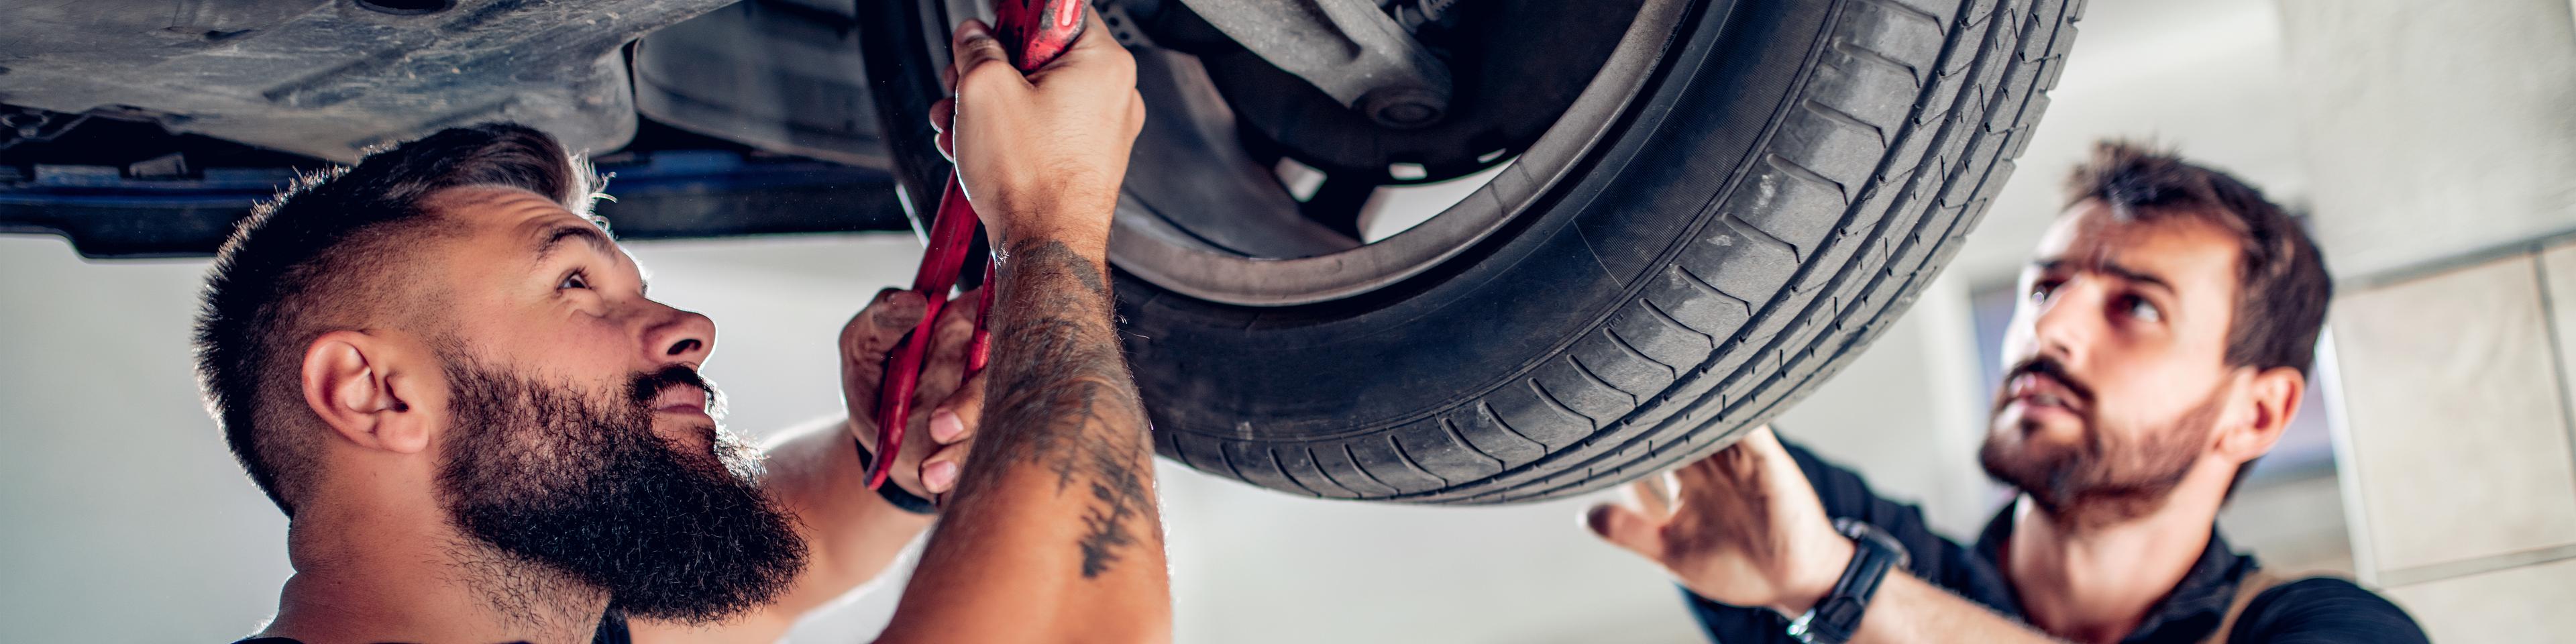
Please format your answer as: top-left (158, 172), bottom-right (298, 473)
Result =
top-left (1672, 441), bottom-right (1733, 492)
top-left (917, 381), bottom-right (982, 498)
top-left (1066, 9), bottom-right (1122, 56)
top-left (1629, 474), bottom-right (1674, 519)
top-left (1697, 425), bottom-right (1793, 488)
top-left (1659, 427), bottom-right (1783, 523)
top-left (1680, 425), bottom-right (1782, 490)
top-left (920, 443), bottom-right (967, 498)
top-left (840, 288), bottom-right (926, 409)
top-left (928, 97), bottom-right (957, 161)
top-left (949, 19), bottom-right (1024, 99)
top-left (1585, 502), bottom-right (1668, 561)
top-left (919, 288), bottom-right (988, 496)
top-left (944, 18), bottom-right (1031, 187)
top-left (1740, 425), bottom-right (1831, 518)
top-left (1741, 425), bottom-right (1794, 468)
top-left (935, 7), bottom-right (1140, 248)
top-left (1030, 11), bottom-right (1135, 87)
top-left (930, 17), bottom-right (961, 163)
top-left (1740, 424), bottom-right (1782, 449)
top-left (941, 50), bottom-right (959, 93)
top-left (875, 287), bottom-right (979, 488)
top-left (1591, 475), bottom-right (1685, 561)
top-left (845, 288), bottom-right (926, 356)
top-left (908, 288), bottom-right (983, 412)
top-left (930, 367), bottom-right (985, 446)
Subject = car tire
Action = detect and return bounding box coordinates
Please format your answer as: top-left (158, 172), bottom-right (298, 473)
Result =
top-left (1115, 0), bottom-right (2081, 503)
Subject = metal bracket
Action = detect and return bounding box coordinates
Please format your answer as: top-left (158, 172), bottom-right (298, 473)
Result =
top-left (1171, 0), bottom-right (1454, 128)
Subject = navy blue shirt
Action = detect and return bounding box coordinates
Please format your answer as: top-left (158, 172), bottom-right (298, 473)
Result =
top-left (1687, 440), bottom-right (2429, 644)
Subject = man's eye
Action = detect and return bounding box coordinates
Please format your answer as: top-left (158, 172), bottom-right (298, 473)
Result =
top-left (2121, 294), bottom-right (2162, 323)
top-left (2028, 280), bottom-right (2058, 303)
top-left (559, 270), bottom-right (590, 290)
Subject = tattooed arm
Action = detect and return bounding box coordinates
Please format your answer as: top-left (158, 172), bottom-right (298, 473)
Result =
top-left (877, 239), bottom-right (1167, 643)
top-left (873, 10), bottom-right (1168, 643)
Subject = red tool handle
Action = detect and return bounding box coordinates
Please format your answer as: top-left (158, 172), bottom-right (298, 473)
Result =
top-left (870, 0), bottom-right (1088, 491)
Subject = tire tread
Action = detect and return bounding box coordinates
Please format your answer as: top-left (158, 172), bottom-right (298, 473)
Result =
top-left (1159, 0), bottom-right (2078, 503)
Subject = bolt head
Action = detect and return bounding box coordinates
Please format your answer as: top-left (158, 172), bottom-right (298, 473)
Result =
top-left (1361, 87), bottom-right (1447, 129)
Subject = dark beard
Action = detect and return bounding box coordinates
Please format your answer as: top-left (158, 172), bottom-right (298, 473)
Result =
top-left (433, 351), bottom-right (807, 625)
top-left (1979, 359), bottom-right (2222, 525)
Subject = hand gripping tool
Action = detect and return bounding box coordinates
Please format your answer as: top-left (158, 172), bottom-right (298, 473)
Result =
top-left (869, 0), bottom-right (1089, 490)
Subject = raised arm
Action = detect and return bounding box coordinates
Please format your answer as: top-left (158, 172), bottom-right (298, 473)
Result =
top-left (873, 11), bottom-right (1167, 643)
top-left (1587, 427), bottom-right (2065, 644)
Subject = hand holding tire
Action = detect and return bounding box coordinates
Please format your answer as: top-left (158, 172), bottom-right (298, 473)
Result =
top-left (1585, 427), bottom-right (1856, 615)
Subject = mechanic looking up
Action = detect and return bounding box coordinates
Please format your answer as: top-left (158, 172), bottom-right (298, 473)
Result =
top-left (197, 14), bottom-right (1163, 644)
top-left (1587, 141), bottom-right (2431, 644)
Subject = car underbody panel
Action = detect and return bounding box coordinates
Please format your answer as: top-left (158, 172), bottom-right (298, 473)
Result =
top-left (0, 0), bottom-right (928, 258)
top-left (0, 0), bottom-right (739, 162)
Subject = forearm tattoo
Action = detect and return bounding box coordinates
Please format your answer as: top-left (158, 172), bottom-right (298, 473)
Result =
top-left (962, 239), bottom-right (1158, 580)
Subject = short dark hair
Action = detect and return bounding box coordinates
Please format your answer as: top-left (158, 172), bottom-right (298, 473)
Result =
top-left (2061, 139), bottom-right (2332, 496)
top-left (194, 123), bottom-right (596, 517)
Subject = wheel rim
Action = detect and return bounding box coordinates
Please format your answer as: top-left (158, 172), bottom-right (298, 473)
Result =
top-left (1106, 0), bottom-right (1692, 307)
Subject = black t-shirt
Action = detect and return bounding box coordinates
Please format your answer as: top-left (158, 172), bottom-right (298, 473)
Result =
top-left (1685, 440), bottom-right (2430, 644)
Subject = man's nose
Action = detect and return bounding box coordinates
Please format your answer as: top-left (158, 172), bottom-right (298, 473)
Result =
top-left (639, 303), bottom-right (717, 368)
top-left (2027, 280), bottom-right (2102, 368)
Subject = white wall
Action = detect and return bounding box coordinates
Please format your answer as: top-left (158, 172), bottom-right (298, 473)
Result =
top-left (2274, 0), bottom-right (2576, 637)
top-left (0, 240), bottom-right (292, 642)
top-left (2278, 0), bottom-right (2576, 278)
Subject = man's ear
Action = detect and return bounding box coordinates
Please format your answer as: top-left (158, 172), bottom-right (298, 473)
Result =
top-left (2218, 366), bottom-right (2304, 462)
top-left (301, 330), bottom-right (432, 454)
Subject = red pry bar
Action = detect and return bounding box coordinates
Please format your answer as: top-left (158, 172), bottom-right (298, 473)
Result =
top-left (870, 0), bottom-right (1089, 490)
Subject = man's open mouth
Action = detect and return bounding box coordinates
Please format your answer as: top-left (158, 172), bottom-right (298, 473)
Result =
top-left (2006, 372), bottom-right (2086, 416)
top-left (651, 384), bottom-right (710, 417)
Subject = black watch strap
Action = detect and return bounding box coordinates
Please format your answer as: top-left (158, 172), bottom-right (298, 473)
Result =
top-left (1787, 518), bottom-right (1912, 644)
top-left (854, 435), bottom-right (939, 515)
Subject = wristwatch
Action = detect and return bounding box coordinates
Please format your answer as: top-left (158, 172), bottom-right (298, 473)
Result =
top-left (1786, 518), bottom-right (1911, 644)
top-left (854, 435), bottom-right (940, 515)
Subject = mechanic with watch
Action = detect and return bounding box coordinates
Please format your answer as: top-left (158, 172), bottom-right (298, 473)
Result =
top-left (1585, 141), bottom-right (2430, 644)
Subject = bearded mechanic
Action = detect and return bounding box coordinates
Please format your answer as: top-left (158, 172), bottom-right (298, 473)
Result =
top-left (1588, 142), bottom-right (2430, 644)
top-left (200, 13), bottom-right (1165, 644)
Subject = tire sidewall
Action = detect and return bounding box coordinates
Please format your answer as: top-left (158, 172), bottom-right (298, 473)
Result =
top-left (1116, 0), bottom-right (1828, 443)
